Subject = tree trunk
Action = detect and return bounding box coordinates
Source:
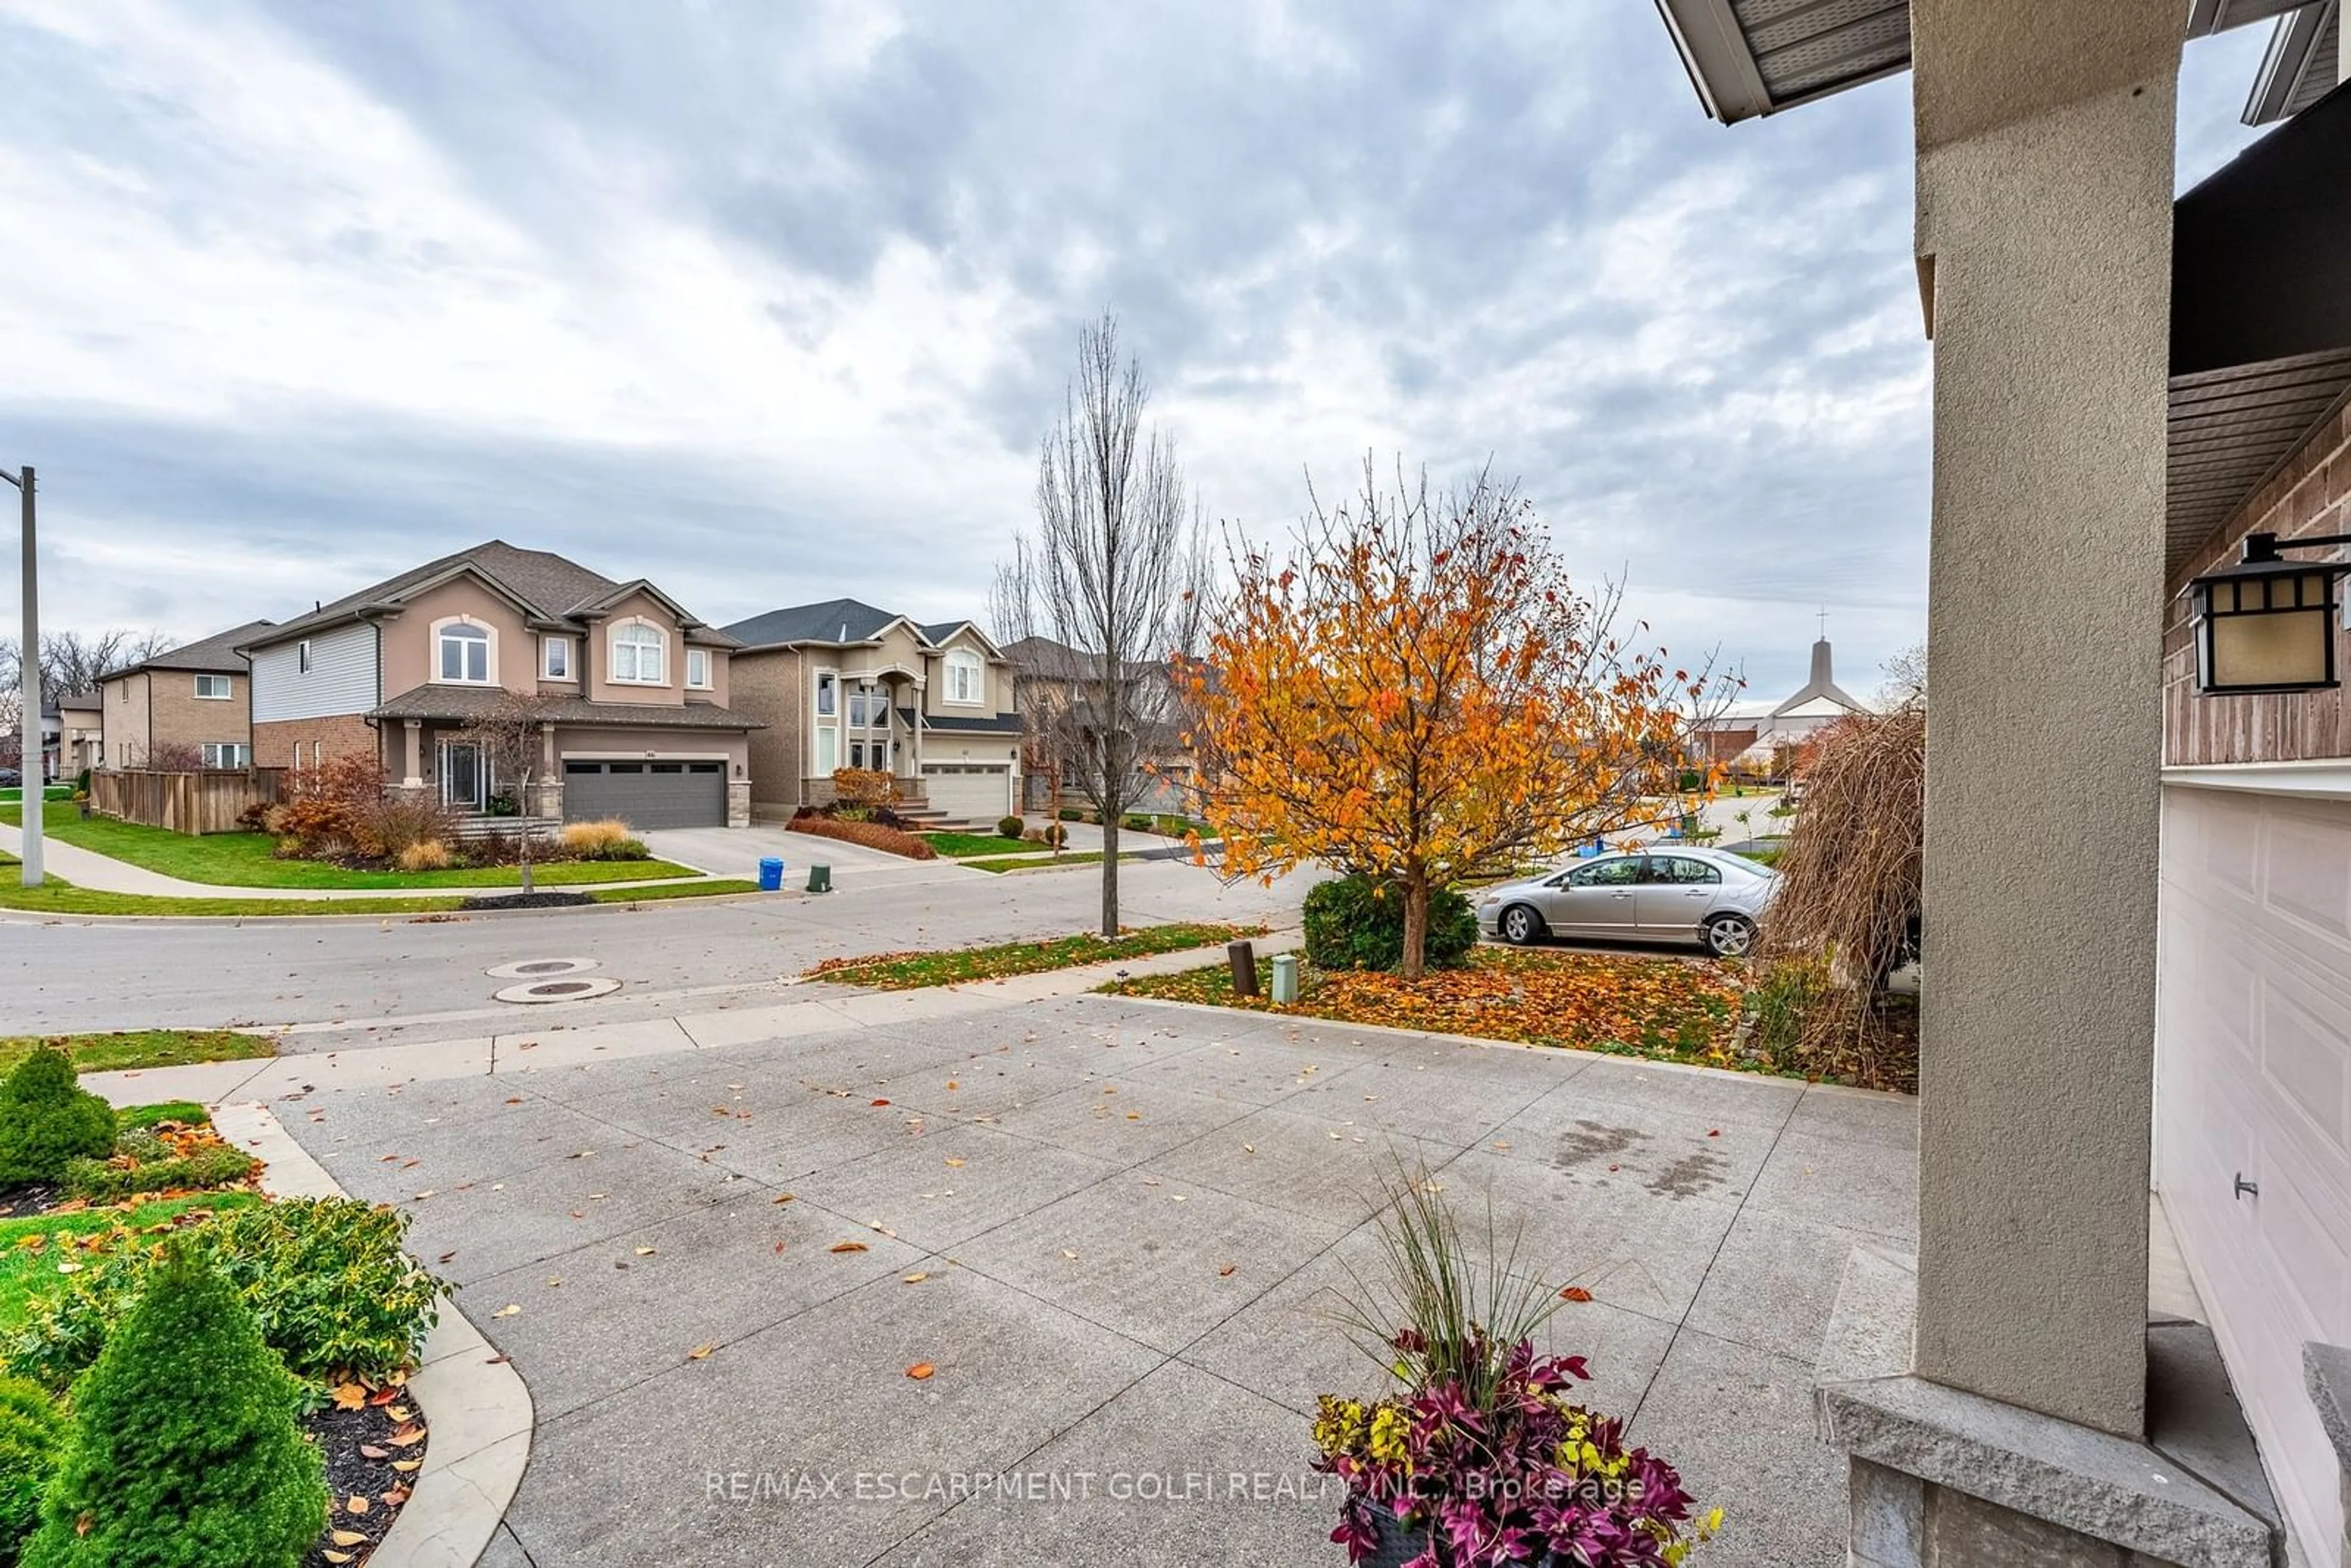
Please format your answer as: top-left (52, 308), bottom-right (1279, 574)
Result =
top-left (1400, 871), bottom-right (1430, 981)
top-left (1099, 811), bottom-right (1119, 936)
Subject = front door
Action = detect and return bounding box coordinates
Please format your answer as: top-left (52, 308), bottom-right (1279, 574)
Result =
top-left (1537, 854), bottom-right (1642, 937)
top-left (440, 742), bottom-right (486, 812)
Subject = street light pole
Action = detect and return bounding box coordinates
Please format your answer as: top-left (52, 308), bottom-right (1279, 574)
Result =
top-left (2, 464), bottom-right (38, 888)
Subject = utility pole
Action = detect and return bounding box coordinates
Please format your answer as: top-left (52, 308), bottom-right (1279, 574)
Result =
top-left (3, 465), bottom-right (38, 888)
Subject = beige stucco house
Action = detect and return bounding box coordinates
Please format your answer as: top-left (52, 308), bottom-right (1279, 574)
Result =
top-left (240, 541), bottom-right (757, 828)
top-left (722, 598), bottom-right (1024, 825)
top-left (94, 620), bottom-right (274, 771)
top-left (1651, 2), bottom-right (2351, 1564)
top-left (50, 691), bottom-right (101, 779)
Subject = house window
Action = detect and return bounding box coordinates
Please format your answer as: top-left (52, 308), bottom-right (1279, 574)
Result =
top-left (816, 672), bottom-right (836, 715)
top-left (815, 727), bottom-right (838, 773)
top-left (945, 650), bottom-right (983, 705)
top-left (850, 740), bottom-right (866, 769)
top-left (612, 622), bottom-right (666, 684)
top-left (542, 637), bottom-right (571, 680)
top-left (849, 685), bottom-right (872, 726)
top-left (200, 742), bottom-right (250, 769)
top-left (686, 648), bottom-right (712, 689)
top-left (437, 622), bottom-right (492, 684)
top-left (193, 674), bottom-right (231, 700)
top-left (298, 640), bottom-right (313, 673)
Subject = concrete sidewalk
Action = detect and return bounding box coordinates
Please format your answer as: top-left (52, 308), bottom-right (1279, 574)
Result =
top-left (0, 820), bottom-right (722, 901)
top-left (81, 929), bottom-right (1305, 1108)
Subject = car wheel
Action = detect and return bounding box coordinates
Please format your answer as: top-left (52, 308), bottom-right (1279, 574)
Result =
top-left (1704, 914), bottom-right (1755, 958)
top-left (1499, 904), bottom-right (1545, 946)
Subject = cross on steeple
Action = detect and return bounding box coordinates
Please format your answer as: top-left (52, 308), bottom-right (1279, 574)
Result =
top-left (1817, 606), bottom-right (1829, 638)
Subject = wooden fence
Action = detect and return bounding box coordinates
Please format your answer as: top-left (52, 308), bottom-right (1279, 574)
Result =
top-left (91, 768), bottom-right (286, 836)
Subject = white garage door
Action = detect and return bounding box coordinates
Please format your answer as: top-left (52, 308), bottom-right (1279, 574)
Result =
top-left (2156, 784), bottom-right (2351, 1564)
top-left (921, 763), bottom-right (1010, 825)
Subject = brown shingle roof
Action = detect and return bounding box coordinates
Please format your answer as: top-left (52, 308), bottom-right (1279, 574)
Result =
top-left (102, 620), bottom-right (276, 680)
top-left (369, 686), bottom-right (761, 730)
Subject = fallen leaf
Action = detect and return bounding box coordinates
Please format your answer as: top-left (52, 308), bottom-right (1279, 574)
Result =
top-left (943, 1157), bottom-right (965, 1168)
top-left (331, 1383), bottom-right (367, 1411)
top-left (344, 1495), bottom-right (370, 1516)
top-left (324, 1554), bottom-right (353, 1565)
top-left (331, 1529), bottom-right (367, 1546)
top-left (687, 1344), bottom-right (715, 1360)
top-left (1708, 1128), bottom-right (1721, 1138)
top-left (493, 1304), bottom-right (521, 1318)
top-left (391, 1459), bottom-right (421, 1474)
top-left (1062, 1249), bottom-right (1079, 1260)
top-left (773, 1193), bottom-right (796, 1204)
top-left (1559, 1286), bottom-right (1594, 1304)
top-left (871, 1098), bottom-right (891, 1107)
top-left (906, 1362), bottom-right (936, 1380)
top-left (946, 1080), bottom-right (959, 1090)
top-left (1218, 1264), bottom-right (1236, 1278)
top-left (359, 1444), bottom-right (389, 1461)
top-left (828, 1241), bottom-right (869, 1254)
top-left (902, 1271), bottom-right (930, 1284)
top-left (636, 1247), bottom-right (657, 1256)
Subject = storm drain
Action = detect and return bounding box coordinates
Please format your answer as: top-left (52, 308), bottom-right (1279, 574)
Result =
top-left (493, 975), bottom-right (622, 1005)
top-left (486, 957), bottom-right (601, 980)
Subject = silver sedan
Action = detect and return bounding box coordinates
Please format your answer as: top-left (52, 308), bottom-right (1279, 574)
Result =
top-left (1473, 847), bottom-right (1777, 958)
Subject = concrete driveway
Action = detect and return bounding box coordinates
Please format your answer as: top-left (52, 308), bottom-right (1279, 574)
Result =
top-left (644, 826), bottom-right (977, 887)
top-left (284, 994), bottom-right (1916, 1567)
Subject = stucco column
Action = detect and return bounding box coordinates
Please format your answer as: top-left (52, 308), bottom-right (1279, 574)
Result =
top-left (401, 720), bottom-right (423, 790)
top-left (1910, 7), bottom-right (2177, 1439)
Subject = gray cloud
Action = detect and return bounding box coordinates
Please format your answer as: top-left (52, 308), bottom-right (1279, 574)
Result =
top-left (0, 3), bottom-right (2279, 700)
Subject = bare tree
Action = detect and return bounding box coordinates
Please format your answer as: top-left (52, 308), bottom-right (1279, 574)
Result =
top-left (456, 692), bottom-right (555, 893)
top-left (42, 629), bottom-right (171, 700)
top-left (999, 315), bottom-right (1207, 935)
top-left (1876, 642), bottom-right (1927, 709)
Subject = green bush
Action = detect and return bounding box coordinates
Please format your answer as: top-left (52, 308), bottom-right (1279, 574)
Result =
top-left (6, 1198), bottom-right (446, 1392)
top-left (0, 1051), bottom-right (116, 1187)
top-left (62, 1142), bottom-right (257, 1204)
top-left (1057, 807), bottom-right (1081, 821)
top-left (1123, 814), bottom-right (1151, 833)
top-left (1678, 768), bottom-right (1703, 791)
top-left (22, 1250), bottom-right (326, 1568)
top-left (0, 1376), bottom-right (65, 1562)
top-left (996, 816), bottom-right (1024, 840)
top-left (1302, 874), bottom-right (1480, 973)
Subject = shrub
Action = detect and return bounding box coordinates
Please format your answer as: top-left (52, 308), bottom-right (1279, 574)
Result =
top-left (1123, 814), bottom-right (1152, 833)
top-left (270, 754), bottom-right (388, 858)
top-left (784, 816), bottom-right (937, 861)
top-left (997, 815), bottom-right (1025, 841)
top-left (1678, 768), bottom-right (1704, 792)
top-left (0, 1376), bottom-right (65, 1561)
top-left (561, 820), bottom-right (649, 861)
top-left (831, 768), bottom-right (899, 810)
top-left (1042, 823), bottom-right (1068, 848)
top-left (234, 800), bottom-right (274, 833)
top-left (62, 1142), bottom-right (257, 1204)
top-left (0, 1051), bottom-right (117, 1187)
top-left (6, 1198), bottom-right (446, 1392)
top-left (361, 794), bottom-right (453, 860)
top-left (1057, 807), bottom-right (1081, 822)
top-left (21, 1250), bottom-right (326, 1568)
top-left (396, 839), bottom-right (452, 872)
top-left (1302, 874), bottom-right (1479, 973)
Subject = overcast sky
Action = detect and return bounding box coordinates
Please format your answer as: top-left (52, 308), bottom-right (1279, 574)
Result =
top-left (0, 2), bottom-right (2276, 701)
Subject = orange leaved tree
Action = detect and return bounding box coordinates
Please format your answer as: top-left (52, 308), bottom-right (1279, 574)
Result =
top-left (1182, 463), bottom-right (1717, 979)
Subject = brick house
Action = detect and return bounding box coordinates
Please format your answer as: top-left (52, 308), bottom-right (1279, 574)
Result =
top-left (94, 621), bottom-right (274, 770)
top-left (240, 541), bottom-right (757, 828)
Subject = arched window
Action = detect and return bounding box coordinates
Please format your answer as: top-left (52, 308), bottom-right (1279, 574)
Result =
top-left (945, 649), bottom-right (983, 705)
top-left (437, 621), bottom-right (492, 684)
top-left (612, 621), bottom-right (666, 684)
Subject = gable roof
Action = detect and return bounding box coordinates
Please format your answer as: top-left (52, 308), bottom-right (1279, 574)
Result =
top-left (102, 620), bottom-right (277, 681)
top-left (1769, 639), bottom-right (1869, 719)
top-left (243, 541), bottom-right (726, 650)
top-left (724, 599), bottom-right (995, 654)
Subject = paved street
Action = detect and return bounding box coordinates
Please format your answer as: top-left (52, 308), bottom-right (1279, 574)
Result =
top-left (0, 857), bottom-right (1305, 1038)
top-left (278, 992), bottom-right (1914, 1568)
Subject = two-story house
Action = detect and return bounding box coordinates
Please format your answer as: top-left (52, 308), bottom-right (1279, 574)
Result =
top-left (999, 634), bottom-right (1199, 816)
top-left (96, 621), bottom-right (274, 770)
top-left (239, 541), bottom-right (757, 828)
top-left (722, 598), bottom-right (1024, 824)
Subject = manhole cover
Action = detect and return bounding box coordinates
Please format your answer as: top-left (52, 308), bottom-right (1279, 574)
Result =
top-left (493, 975), bottom-right (622, 1005)
top-left (486, 957), bottom-right (601, 980)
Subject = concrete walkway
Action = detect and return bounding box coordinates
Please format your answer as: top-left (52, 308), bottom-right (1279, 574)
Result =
top-left (236, 994), bottom-right (1910, 1568)
top-left (0, 820), bottom-right (725, 901)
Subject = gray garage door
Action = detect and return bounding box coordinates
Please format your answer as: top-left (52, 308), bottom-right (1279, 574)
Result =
top-left (562, 760), bottom-right (726, 829)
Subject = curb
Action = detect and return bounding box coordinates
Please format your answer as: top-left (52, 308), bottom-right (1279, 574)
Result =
top-left (0, 886), bottom-right (783, 929)
top-left (211, 1102), bottom-right (534, 1568)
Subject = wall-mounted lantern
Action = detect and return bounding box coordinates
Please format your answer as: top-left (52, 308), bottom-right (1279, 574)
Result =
top-left (2190, 531), bottom-right (2348, 695)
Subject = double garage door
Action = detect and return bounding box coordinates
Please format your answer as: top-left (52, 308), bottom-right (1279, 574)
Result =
top-left (2156, 785), bottom-right (2351, 1561)
top-left (563, 760), bottom-right (726, 830)
top-left (921, 763), bottom-right (1012, 823)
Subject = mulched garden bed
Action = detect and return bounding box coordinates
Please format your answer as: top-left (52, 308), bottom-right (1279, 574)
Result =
top-left (301, 1382), bottom-right (429, 1567)
top-left (458, 890), bottom-right (594, 911)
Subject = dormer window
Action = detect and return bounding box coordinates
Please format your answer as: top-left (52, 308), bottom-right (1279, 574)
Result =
top-left (945, 649), bottom-right (984, 705)
top-left (612, 621), bottom-right (666, 684)
top-left (437, 621), bottom-right (492, 685)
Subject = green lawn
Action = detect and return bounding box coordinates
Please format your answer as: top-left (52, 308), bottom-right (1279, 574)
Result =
top-left (0, 1193), bottom-right (264, 1321)
top-left (921, 830), bottom-right (1037, 858)
top-left (0, 787), bottom-right (70, 804)
top-left (587, 879), bottom-right (763, 903)
top-left (966, 850), bottom-right (1152, 874)
top-left (803, 922), bottom-right (1268, 989)
top-left (0, 1029), bottom-right (276, 1078)
top-left (1, 803), bottom-right (702, 889)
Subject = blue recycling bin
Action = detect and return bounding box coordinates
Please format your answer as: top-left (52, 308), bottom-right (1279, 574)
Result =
top-left (757, 857), bottom-right (785, 892)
